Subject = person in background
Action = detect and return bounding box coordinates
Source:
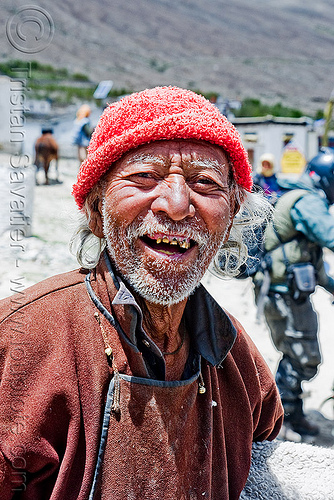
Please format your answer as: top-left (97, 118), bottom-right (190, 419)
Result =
top-left (0, 87), bottom-right (283, 499)
top-left (254, 147), bottom-right (334, 440)
top-left (72, 104), bottom-right (92, 164)
top-left (253, 153), bottom-right (282, 204)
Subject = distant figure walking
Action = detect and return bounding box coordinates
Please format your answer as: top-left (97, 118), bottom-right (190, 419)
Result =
top-left (34, 128), bottom-right (59, 185)
top-left (72, 104), bottom-right (92, 165)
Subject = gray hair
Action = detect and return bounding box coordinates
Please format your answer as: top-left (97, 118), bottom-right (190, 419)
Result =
top-left (211, 188), bottom-right (273, 277)
top-left (70, 184), bottom-right (273, 278)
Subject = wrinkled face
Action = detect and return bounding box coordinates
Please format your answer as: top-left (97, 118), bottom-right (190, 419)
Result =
top-left (94, 139), bottom-right (239, 305)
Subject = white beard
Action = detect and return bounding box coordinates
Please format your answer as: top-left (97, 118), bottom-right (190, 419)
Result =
top-left (103, 204), bottom-right (230, 306)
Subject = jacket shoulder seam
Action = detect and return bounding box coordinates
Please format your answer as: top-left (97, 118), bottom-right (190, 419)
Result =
top-left (1, 276), bottom-right (87, 323)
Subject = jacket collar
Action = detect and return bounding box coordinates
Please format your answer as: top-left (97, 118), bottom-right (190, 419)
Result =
top-left (99, 251), bottom-right (237, 367)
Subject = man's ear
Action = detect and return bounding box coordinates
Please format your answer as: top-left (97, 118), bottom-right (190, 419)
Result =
top-left (230, 188), bottom-right (243, 218)
top-left (232, 196), bottom-right (241, 217)
top-left (223, 190), bottom-right (243, 242)
top-left (85, 199), bottom-right (104, 238)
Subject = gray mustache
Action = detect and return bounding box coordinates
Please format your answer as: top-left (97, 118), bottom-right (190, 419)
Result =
top-left (126, 219), bottom-right (210, 247)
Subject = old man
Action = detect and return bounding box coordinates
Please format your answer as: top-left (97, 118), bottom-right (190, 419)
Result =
top-left (0, 87), bottom-right (283, 499)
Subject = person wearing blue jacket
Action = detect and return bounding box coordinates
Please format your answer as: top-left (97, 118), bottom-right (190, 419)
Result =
top-left (72, 104), bottom-right (92, 164)
top-left (254, 148), bottom-right (334, 438)
top-left (253, 153), bottom-right (283, 205)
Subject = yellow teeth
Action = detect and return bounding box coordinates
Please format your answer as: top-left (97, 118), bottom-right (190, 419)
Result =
top-left (153, 236), bottom-right (191, 250)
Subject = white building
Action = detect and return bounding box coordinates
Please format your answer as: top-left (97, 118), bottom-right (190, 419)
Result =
top-left (232, 115), bottom-right (319, 175)
top-left (26, 99), bottom-right (51, 116)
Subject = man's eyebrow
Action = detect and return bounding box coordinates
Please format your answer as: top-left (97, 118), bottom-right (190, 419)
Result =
top-left (123, 153), bottom-right (229, 176)
top-left (187, 157), bottom-right (228, 176)
top-left (123, 153), bottom-right (166, 167)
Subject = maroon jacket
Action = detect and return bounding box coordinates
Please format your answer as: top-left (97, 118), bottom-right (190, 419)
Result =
top-left (0, 254), bottom-right (283, 499)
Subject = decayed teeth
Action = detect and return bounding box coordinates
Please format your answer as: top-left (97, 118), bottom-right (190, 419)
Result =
top-left (154, 235), bottom-right (190, 249)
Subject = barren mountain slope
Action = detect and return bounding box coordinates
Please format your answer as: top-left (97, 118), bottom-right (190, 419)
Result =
top-left (1, 0), bottom-right (334, 113)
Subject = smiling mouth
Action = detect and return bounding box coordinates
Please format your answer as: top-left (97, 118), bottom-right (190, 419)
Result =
top-left (140, 233), bottom-right (196, 255)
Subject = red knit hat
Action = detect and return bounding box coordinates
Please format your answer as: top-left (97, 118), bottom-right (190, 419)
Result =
top-left (72, 86), bottom-right (252, 208)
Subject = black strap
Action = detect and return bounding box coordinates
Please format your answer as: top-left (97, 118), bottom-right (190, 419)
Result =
top-left (271, 223), bottom-right (297, 271)
top-left (281, 244), bottom-right (290, 271)
top-left (88, 377), bottom-right (116, 500)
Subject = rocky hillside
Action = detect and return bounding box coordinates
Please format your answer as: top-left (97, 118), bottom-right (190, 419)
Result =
top-left (2, 0), bottom-right (334, 114)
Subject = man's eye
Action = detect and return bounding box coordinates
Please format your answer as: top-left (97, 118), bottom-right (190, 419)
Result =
top-left (130, 172), bottom-right (154, 180)
top-left (189, 176), bottom-right (227, 193)
top-left (192, 177), bottom-right (219, 187)
top-left (128, 172), bottom-right (158, 185)
top-left (196, 177), bottom-right (216, 184)
top-left (136, 172), bottom-right (152, 178)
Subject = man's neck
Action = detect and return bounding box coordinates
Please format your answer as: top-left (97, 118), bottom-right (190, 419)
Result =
top-left (142, 298), bottom-right (187, 346)
top-left (140, 298), bottom-right (190, 381)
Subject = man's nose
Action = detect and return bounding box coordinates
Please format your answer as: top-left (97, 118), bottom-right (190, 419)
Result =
top-left (150, 175), bottom-right (195, 220)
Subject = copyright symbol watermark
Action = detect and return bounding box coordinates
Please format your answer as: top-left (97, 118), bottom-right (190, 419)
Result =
top-left (6, 5), bottom-right (54, 54)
